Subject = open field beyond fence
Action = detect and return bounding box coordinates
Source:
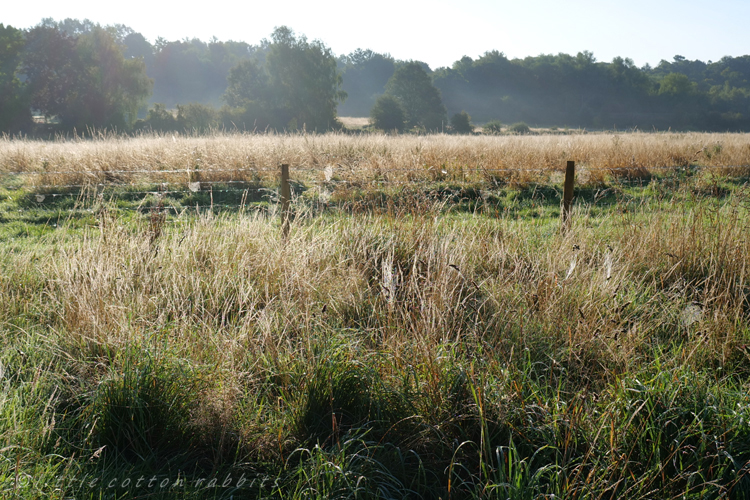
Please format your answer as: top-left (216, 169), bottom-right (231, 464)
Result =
top-left (3, 131), bottom-right (750, 183)
top-left (1, 132), bottom-right (750, 499)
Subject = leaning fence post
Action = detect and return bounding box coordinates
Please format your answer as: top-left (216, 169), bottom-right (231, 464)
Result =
top-left (280, 163), bottom-right (291, 238)
top-left (562, 160), bottom-right (575, 231)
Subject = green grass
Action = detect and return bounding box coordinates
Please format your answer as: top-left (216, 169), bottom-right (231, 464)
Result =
top-left (1, 170), bottom-right (750, 499)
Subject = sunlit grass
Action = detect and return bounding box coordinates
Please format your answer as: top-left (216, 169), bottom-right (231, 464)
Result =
top-left (1, 132), bottom-right (750, 498)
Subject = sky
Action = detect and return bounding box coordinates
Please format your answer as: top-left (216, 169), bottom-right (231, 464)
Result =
top-left (3, 0), bottom-right (749, 69)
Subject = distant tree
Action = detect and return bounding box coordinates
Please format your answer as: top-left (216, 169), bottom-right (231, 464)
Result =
top-left (122, 32), bottom-right (154, 67)
top-left (508, 122), bottom-right (530, 134)
top-left (23, 23), bottom-right (152, 130)
top-left (221, 59), bottom-right (275, 129)
top-left (224, 59), bottom-right (269, 108)
top-left (22, 25), bottom-right (80, 123)
top-left (151, 39), bottom-right (212, 107)
top-left (40, 17), bottom-right (96, 37)
top-left (220, 27), bottom-right (346, 131)
top-left (338, 49), bottom-right (395, 116)
top-left (450, 111), bottom-right (473, 134)
top-left (370, 94), bottom-right (405, 132)
top-left (176, 102), bottom-right (218, 132)
top-left (385, 62), bottom-right (446, 130)
top-left (264, 26), bottom-right (346, 130)
top-left (0, 24), bottom-right (32, 133)
top-left (658, 72), bottom-right (695, 96)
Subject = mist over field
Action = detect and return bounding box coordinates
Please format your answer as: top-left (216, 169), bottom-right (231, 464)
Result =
top-left (1, 18), bottom-right (750, 136)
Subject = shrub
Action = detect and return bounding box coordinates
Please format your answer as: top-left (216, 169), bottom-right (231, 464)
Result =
top-left (483, 120), bottom-right (503, 134)
top-left (450, 111), bottom-right (474, 134)
top-left (370, 95), bottom-right (406, 132)
top-left (508, 122), bottom-right (531, 134)
top-left (219, 103), bottom-right (274, 132)
top-left (176, 103), bottom-right (219, 132)
top-left (144, 103), bottom-right (177, 132)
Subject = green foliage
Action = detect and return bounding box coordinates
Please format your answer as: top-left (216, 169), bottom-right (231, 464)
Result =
top-left (369, 94), bottom-right (406, 132)
top-left (143, 103), bottom-right (177, 131)
top-left (659, 72), bottom-right (696, 96)
top-left (508, 122), bottom-right (531, 134)
top-left (224, 59), bottom-right (268, 109)
top-left (12, 18), bottom-right (750, 134)
top-left (611, 368), bottom-right (750, 498)
top-left (280, 436), bottom-right (423, 499)
top-left (431, 50), bottom-right (750, 130)
top-left (176, 102), bottom-right (218, 132)
top-left (385, 61), bottom-right (447, 131)
top-left (222, 59), bottom-right (275, 130)
top-left (265, 26), bottom-right (346, 131)
top-left (450, 110), bottom-right (473, 134)
top-left (23, 23), bottom-right (152, 131)
top-left (220, 27), bottom-right (346, 131)
top-left (0, 24), bottom-right (31, 133)
top-left (483, 120), bottom-right (503, 134)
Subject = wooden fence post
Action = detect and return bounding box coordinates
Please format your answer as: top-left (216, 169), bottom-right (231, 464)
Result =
top-left (562, 160), bottom-right (575, 231)
top-left (280, 163), bottom-right (291, 238)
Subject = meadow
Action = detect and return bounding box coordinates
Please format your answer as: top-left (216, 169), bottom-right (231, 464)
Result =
top-left (1, 131), bottom-right (750, 499)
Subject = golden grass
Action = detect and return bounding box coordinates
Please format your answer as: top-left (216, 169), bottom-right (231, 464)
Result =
top-left (3, 132), bottom-right (750, 497)
top-left (1, 131), bottom-right (749, 189)
top-left (337, 116), bottom-right (370, 129)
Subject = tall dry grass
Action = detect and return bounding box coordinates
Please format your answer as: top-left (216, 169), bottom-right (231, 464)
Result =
top-left (2, 132), bottom-right (750, 498)
top-left (1, 188), bottom-right (737, 497)
top-left (1, 131), bottom-right (749, 189)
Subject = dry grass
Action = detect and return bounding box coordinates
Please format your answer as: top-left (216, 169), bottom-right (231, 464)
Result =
top-left (2, 132), bottom-right (750, 498)
top-left (338, 116), bottom-right (371, 129)
top-left (4, 191), bottom-right (743, 498)
top-left (1, 131), bottom-right (749, 189)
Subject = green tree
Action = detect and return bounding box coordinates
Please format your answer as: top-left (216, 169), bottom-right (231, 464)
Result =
top-left (385, 62), bottom-right (446, 130)
top-left (658, 72), bottom-right (695, 96)
top-left (450, 111), bottom-right (473, 134)
top-left (370, 94), bottom-right (405, 132)
top-left (143, 103), bottom-right (177, 131)
top-left (224, 59), bottom-right (269, 108)
top-left (222, 59), bottom-right (274, 129)
top-left (0, 24), bottom-right (31, 133)
top-left (76, 26), bottom-right (153, 128)
top-left (22, 25), bottom-right (80, 124)
top-left (483, 120), bottom-right (503, 134)
top-left (265, 26), bottom-right (346, 130)
top-left (23, 23), bottom-right (152, 131)
top-left (508, 122), bottom-right (531, 134)
top-left (176, 103), bottom-right (218, 132)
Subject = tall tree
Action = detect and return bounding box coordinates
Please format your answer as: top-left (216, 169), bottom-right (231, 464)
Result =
top-left (224, 59), bottom-right (269, 108)
top-left (0, 24), bottom-right (31, 133)
top-left (264, 26), bottom-right (346, 130)
top-left (385, 62), bottom-right (446, 130)
top-left (23, 23), bottom-right (152, 130)
top-left (221, 59), bottom-right (273, 129)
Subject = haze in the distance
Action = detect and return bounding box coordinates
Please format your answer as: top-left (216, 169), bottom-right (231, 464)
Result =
top-left (3, 0), bottom-right (749, 68)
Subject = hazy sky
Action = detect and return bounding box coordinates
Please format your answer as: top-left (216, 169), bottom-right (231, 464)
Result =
top-left (4, 0), bottom-right (749, 69)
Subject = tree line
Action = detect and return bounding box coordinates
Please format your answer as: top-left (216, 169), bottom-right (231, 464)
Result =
top-left (1, 18), bottom-right (750, 135)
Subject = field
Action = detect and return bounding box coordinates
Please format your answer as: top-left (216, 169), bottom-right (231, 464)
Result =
top-left (1, 131), bottom-right (750, 499)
